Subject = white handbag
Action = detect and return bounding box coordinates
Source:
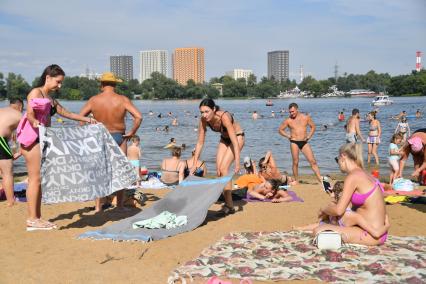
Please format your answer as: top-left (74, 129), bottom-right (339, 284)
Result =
top-left (314, 230), bottom-right (342, 250)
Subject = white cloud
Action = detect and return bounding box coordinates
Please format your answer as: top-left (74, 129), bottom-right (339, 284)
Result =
top-left (0, 0), bottom-right (425, 82)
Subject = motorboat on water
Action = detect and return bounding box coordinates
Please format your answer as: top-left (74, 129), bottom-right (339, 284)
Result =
top-left (371, 95), bottom-right (393, 106)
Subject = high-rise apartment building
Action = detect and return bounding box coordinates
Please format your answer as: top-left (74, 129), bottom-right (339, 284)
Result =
top-left (226, 69), bottom-right (253, 81)
top-left (173, 47), bottom-right (205, 85)
top-left (139, 50), bottom-right (168, 82)
top-left (267, 50), bottom-right (289, 81)
top-left (110, 55), bottom-right (133, 81)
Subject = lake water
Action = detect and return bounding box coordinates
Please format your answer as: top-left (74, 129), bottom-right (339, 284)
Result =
top-left (2, 96), bottom-right (425, 176)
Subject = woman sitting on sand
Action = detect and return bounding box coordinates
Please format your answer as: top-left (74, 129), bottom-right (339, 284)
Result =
top-left (295, 181), bottom-right (389, 238)
top-left (258, 151), bottom-right (294, 185)
top-left (247, 178), bottom-right (292, 203)
top-left (191, 98), bottom-right (244, 214)
top-left (183, 148), bottom-right (207, 178)
top-left (313, 143), bottom-right (389, 245)
top-left (160, 146), bottom-right (185, 186)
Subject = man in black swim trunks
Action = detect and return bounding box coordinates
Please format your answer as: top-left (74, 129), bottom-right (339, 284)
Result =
top-left (278, 103), bottom-right (324, 187)
top-left (0, 98), bottom-right (24, 206)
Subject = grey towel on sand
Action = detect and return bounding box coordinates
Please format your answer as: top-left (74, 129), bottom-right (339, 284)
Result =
top-left (39, 124), bottom-right (137, 203)
top-left (78, 175), bottom-right (232, 242)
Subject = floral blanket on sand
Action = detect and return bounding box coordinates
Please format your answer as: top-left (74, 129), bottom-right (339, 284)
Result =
top-left (172, 231), bottom-right (426, 283)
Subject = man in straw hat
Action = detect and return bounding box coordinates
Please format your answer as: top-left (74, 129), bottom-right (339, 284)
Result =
top-left (80, 72), bottom-right (142, 212)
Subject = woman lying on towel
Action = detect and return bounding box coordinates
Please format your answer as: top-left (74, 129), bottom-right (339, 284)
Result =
top-left (258, 151), bottom-right (295, 185)
top-left (313, 143), bottom-right (389, 245)
top-left (295, 181), bottom-right (390, 238)
top-left (247, 178), bottom-right (292, 203)
top-left (235, 175), bottom-right (292, 203)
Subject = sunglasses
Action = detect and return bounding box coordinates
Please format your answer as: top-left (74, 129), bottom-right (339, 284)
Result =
top-left (334, 156), bottom-right (339, 164)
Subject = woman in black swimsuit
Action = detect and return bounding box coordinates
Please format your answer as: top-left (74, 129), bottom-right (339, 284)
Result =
top-left (192, 98), bottom-right (245, 214)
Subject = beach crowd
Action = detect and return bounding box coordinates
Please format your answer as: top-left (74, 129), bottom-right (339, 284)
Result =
top-left (1, 64), bottom-right (425, 246)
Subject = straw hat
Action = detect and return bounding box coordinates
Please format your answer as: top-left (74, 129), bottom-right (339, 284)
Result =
top-left (98, 72), bottom-right (123, 83)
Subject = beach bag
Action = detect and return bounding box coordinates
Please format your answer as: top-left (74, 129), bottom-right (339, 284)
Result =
top-left (314, 230), bottom-right (342, 250)
top-left (16, 114), bottom-right (39, 147)
top-left (392, 178), bottom-right (414, 192)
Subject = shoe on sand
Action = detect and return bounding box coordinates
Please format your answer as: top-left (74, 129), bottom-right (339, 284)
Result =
top-left (26, 219), bottom-right (57, 231)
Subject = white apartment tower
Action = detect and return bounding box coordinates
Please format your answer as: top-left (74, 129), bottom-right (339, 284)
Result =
top-left (139, 50), bottom-right (168, 82)
top-left (226, 69), bottom-right (253, 81)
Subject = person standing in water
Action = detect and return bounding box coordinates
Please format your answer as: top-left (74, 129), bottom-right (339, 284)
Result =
top-left (345, 108), bottom-right (364, 143)
top-left (278, 103), bottom-right (324, 187)
top-left (192, 98), bottom-right (244, 214)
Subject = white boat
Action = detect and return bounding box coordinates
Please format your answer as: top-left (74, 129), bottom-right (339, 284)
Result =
top-left (371, 95), bottom-right (393, 106)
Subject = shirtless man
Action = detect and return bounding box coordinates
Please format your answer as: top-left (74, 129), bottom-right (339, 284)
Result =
top-left (278, 103), bottom-right (322, 184)
top-left (345, 108), bottom-right (365, 143)
top-left (79, 72), bottom-right (142, 212)
top-left (0, 98), bottom-right (23, 206)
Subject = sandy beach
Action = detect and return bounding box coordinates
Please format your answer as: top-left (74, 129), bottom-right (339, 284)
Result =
top-left (1, 174), bottom-right (425, 284)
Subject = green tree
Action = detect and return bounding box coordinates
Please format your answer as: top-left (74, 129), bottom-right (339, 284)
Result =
top-left (67, 89), bottom-right (82, 100)
top-left (6, 72), bottom-right (31, 100)
top-left (0, 73), bottom-right (7, 99)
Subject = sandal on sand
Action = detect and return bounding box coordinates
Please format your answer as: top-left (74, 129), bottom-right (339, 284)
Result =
top-left (26, 219), bottom-right (57, 231)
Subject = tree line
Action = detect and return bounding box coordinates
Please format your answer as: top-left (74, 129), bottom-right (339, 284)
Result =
top-left (0, 69), bottom-right (425, 101)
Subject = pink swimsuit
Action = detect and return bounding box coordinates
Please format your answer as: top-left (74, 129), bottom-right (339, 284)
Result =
top-left (351, 179), bottom-right (387, 244)
top-left (16, 98), bottom-right (52, 147)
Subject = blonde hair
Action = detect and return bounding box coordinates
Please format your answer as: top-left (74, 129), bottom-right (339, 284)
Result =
top-left (339, 143), bottom-right (364, 169)
top-left (131, 135), bottom-right (140, 143)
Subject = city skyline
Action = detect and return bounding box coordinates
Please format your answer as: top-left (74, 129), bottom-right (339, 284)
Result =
top-left (0, 0), bottom-right (425, 83)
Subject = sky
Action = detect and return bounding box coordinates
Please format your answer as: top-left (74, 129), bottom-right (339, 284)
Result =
top-left (0, 0), bottom-right (425, 83)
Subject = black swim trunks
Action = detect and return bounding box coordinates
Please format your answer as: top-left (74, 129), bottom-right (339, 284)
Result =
top-left (290, 139), bottom-right (308, 150)
top-left (0, 137), bottom-right (13, 160)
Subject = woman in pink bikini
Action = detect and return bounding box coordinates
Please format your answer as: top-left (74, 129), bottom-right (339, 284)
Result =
top-left (313, 143), bottom-right (389, 245)
top-left (17, 65), bottom-right (96, 231)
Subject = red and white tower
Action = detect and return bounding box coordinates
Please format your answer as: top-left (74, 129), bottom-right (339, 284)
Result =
top-left (416, 51), bottom-right (422, 72)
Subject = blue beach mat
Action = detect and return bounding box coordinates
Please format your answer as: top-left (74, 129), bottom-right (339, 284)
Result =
top-left (78, 175), bottom-right (232, 242)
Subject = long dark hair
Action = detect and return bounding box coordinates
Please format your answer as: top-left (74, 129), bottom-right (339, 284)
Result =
top-left (37, 64), bottom-right (65, 87)
top-left (199, 98), bottom-right (219, 111)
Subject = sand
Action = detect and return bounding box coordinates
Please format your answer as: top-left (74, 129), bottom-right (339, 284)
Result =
top-left (1, 175), bottom-right (425, 284)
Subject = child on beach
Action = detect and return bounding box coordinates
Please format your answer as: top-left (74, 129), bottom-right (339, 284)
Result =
top-left (394, 116), bottom-right (410, 142)
top-left (247, 178), bottom-right (293, 203)
top-left (388, 133), bottom-right (403, 184)
top-left (294, 181), bottom-right (390, 238)
top-left (127, 135), bottom-right (142, 186)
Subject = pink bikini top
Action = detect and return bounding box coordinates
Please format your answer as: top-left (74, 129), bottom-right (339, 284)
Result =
top-left (351, 179), bottom-right (384, 207)
top-left (28, 98), bottom-right (52, 125)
